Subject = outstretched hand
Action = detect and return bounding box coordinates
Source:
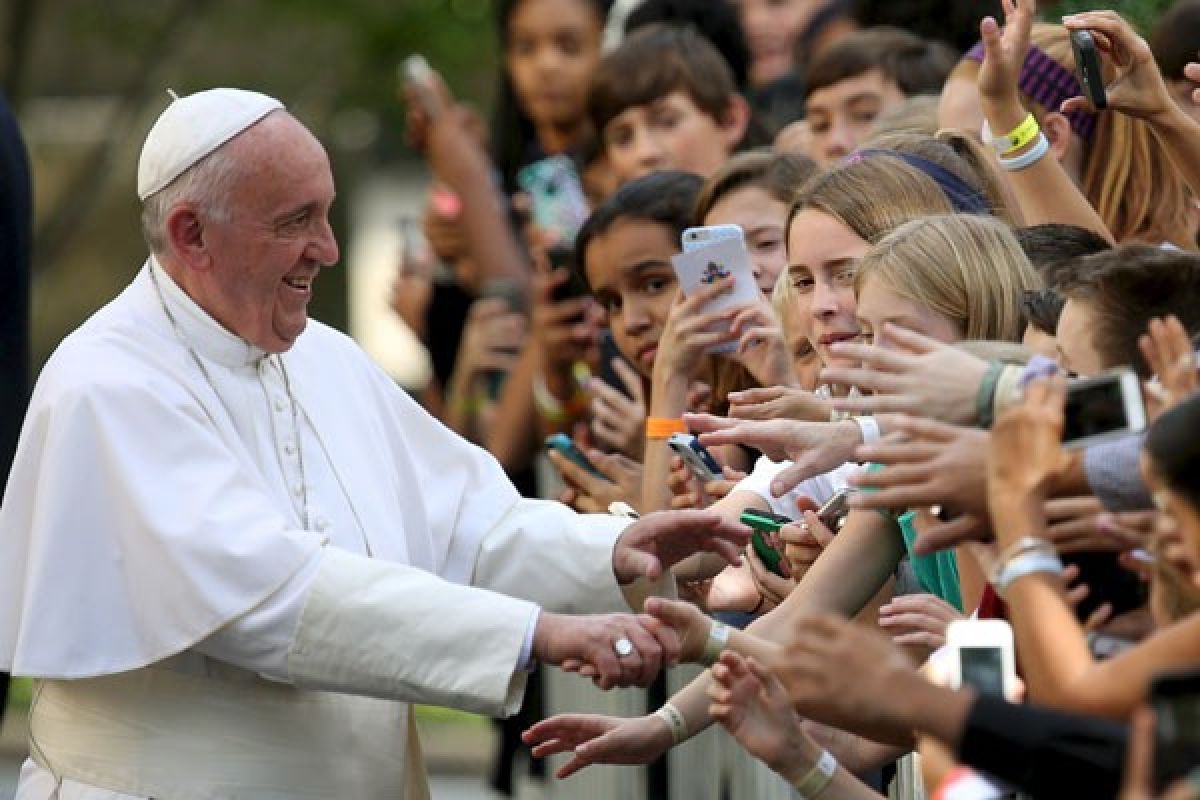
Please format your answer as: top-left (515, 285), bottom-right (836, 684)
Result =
top-left (522, 713), bottom-right (674, 780)
top-left (612, 509), bottom-right (750, 583)
top-left (686, 413), bottom-right (861, 497)
top-left (820, 326), bottom-right (988, 424)
top-left (709, 650), bottom-right (815, 781)
top-left (976, 0), bottom-right (1035, 106)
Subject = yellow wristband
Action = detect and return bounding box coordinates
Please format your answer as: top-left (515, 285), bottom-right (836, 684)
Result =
top-left (645, 417), bottom-right (688, 439)
top-left (992, 113), bottom-right (1040, 156)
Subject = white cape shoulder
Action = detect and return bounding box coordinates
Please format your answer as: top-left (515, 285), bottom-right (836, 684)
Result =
top-left (0, 272), bottom-right (322, 678)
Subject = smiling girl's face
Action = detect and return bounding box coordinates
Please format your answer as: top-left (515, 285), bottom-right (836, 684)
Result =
top-left (784, 209), bottom-right (868, 370)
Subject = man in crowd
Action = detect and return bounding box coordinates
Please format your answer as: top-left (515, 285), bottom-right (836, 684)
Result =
top-left (0, 88), bottom-right (749, 799)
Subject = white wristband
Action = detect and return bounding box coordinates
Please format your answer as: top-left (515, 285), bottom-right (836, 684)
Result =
top-left (700, 619), bottom-right (732, 666)
top-left (852, 415), bottom-right (880, 445)
top-left (653, 702), bottom-right (688, 745)
top-left (998, 133), bottom-right (1050, 171)
top-left (794, 749), bottom-right (838, 798)
top-left (992, 551), bottom-right (1064, 596)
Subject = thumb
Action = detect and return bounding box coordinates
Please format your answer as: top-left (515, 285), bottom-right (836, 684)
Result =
top-left (620, 546), bottom-right (662, 580)
top-left (644, 597), bottom-right (697, 631)
top-left (771, 461), bottom-right (811, 498)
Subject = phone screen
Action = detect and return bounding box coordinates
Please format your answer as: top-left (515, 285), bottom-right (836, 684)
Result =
top-left (959, 646), bottom-right (1006, 696)
top-left (1063, 378), bottom-right (1128, 443)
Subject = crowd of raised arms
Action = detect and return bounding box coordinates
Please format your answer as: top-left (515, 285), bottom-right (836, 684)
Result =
top-left (398, 0), bottom-right (1200, 796)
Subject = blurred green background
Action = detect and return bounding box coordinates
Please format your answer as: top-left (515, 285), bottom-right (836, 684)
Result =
top-left (0, 0), bottom-right (1180, 370)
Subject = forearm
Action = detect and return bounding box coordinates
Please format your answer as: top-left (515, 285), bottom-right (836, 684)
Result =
top-left (955, 693), bottom-right (1126, 799)
top-left (980, 97), bottom-right (1113, 242)
top-left (990, 499), bottom-right (1106, 712)
top-left (438, 146), bottom-right (530, 291)
top-left (751, 515), bottom-right (903, 640)
top-left (642, 373), bottom-right (690, 512)
top-left (1151, 103), bottom-right (1200, 198)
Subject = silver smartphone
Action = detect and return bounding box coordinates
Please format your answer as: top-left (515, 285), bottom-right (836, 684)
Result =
top-left (816, 487), bottom-right (856, 532)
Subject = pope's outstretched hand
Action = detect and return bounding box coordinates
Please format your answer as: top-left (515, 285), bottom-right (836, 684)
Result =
top-left (612, 509), bottom-right (751, 583)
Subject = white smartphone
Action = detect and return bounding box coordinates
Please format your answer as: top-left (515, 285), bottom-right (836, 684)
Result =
top-left (944, 619), bottom-right (1018, 702)
top-left (667, 432), bottom-right (723, 483)
top-left (669, 231), bottom-right (762, 354)
top-left (1062, 368), bottom-right (1147, 449)
top-left (682, 224), bottom-right (744, 252)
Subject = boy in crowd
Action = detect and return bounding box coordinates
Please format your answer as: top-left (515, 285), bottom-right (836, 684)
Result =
top-left (777, 27), bottom-right (956, 163)
top-left (588, 25), bottom-right (751, 185)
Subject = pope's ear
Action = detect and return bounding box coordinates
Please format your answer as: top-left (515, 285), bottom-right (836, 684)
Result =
top-left (164, 205), bottom-right (211, 270)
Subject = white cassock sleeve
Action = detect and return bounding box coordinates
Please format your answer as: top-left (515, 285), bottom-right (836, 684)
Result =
top-left (194, 547), bottom-right (539, 717)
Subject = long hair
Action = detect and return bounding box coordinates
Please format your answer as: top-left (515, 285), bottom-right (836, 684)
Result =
top-left (855, 214), bottom-right (1043, 342)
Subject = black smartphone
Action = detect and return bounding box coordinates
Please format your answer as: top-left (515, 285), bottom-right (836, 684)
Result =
top-left (548, 245), bottom-right (590, 305)
top-left (1070, 30), bottom-right (1107, 110)
top-left (740, 509), bottom-right (791, 577)
top-left (597, 330), bottom-right (635, 400)
top-left (1151, 666), bottom-right (1200, 791)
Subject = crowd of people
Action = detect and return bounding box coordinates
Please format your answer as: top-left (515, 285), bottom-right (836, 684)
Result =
top-left (393, 0), bottom-right (1200, 797)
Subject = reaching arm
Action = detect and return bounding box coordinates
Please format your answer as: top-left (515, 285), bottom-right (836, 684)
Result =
top-left (976, 0), bottom-right (1114, 241)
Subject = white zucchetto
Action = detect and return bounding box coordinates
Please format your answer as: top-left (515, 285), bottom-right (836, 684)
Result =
top-left (137, 87), bottom-right (284, 201)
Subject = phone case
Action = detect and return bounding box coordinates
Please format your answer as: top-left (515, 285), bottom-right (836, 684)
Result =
top-left (1070, 30), bottom-right (1107, 110)
top-left (682, 224), bottom-right (744, 253)
top-left (668, 433), bottom-right (722, 483)
top-left (544, 434), bottom-right (607, 480)
top-left (517, 156), bottom-right (590, 244)
top-left (740, 509), bottom-right (791, 577)
top-left (670, 237), bottom-right (763, 354)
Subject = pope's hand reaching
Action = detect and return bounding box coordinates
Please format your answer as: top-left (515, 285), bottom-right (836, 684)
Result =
top-left (522, 712), bottom-right (674, 779)
top-left (533, 611), bottom-right (680, 689)
top-left (612, 510), bottom-right (751, 584)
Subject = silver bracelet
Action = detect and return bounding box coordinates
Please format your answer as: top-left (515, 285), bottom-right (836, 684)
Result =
top-left (700, 619), bottom-right (732, 666)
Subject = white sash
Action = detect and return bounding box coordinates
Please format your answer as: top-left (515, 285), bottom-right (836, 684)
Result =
top-left (28, 655), bottom-right (429, 800)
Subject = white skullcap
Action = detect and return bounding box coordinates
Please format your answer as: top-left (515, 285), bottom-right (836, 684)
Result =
top-left (137, 87), bottom-right (284, 201)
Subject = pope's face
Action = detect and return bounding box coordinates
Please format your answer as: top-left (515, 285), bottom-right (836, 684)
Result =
top-left (201, 113), bottom-right (339, 352)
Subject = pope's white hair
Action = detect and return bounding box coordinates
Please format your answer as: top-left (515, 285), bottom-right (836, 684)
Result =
top-left (140, 141), bottom-right (242, 255)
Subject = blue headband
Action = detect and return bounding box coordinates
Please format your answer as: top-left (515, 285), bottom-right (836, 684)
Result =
top-left (851, 149), bottom-right (993, 215)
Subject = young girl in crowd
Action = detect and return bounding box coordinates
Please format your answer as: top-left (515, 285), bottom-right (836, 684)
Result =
top-left (491, 0), bottom-right (611, 194)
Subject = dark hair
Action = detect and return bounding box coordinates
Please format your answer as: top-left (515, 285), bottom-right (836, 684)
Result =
top-left (1058, 245), bottom-right (1200, 377)
top-left (624, 0), bottom-right (750, 90)
top-left (1013, 224), bottom-right (1113, 290)
top-left (692, 149), bottom-right (817, 224)
top-left (491, 0), bottom-right (612, 194)
top-left (574, 170), bottom-right (704, 288)
top-left (1019, 288), bottom-right (1066, 336)
top-left (590, 25), bottom-right (739, 136)
top-left (1152, 0), bottom-right (1200, 81)
top-left (851, 0), bottom-right (1004, 53)
top-left (1146, 391), bottom-right (1200, 510)
top-left (806, 27), bottom-right (956, 97)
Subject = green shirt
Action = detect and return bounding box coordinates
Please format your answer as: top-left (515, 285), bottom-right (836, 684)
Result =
top-left (865, 464), bottom-right (962, 610)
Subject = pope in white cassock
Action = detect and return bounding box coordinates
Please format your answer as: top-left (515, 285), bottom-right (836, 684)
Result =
top-left (0, 89), bottom-right (751, 799)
